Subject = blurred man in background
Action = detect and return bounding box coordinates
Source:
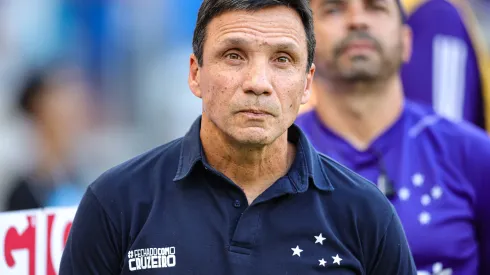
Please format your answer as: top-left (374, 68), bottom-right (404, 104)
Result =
top-left (300, 0), bottom-right (490, 134)
top-left (296, 0), bottom-right (490, 273)
top-left (4, 65), bottom-right (92, 211)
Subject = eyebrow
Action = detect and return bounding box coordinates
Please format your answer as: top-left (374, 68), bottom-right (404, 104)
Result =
top-left (218, 37), bottom-right (300, 52)
top-left (219, 37), bottom-right (249, 47)
top-left (320, 0), bottom-right (344, 5)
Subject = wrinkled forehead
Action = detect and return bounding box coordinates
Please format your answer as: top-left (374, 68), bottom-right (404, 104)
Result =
top-left (206, 8), bottom-right (307, 51)
top-left (207, 7), bottom-right (306, 35)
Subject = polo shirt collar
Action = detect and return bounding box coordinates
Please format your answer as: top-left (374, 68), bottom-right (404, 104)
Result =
top-left (173, 116), bottom-right (334, 192)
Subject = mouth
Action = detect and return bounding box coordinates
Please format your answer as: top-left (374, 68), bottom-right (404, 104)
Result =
top-left (237, 109), bottom-right (273, 117)
top-left (343, 41), bottom-right (376, 52)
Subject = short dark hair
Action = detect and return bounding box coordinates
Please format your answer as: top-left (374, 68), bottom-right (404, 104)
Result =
top-left (17, 71), bottom-right (47, 117)
top-left (396, 0), bottom-right (407, 23)
top-left (192, 0), bottom-right (315, 72)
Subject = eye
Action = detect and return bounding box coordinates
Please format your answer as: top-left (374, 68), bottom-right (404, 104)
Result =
top-left (225, 53), bottom-right (243, 60)
top-left (276, 56), bottom-right (292, 63)
top-left (369, 0), bottom-right (387, 10)
top-left (321, 3), bottom-right (343, 14)
top-left (325, 7), bottom-right (341, 14)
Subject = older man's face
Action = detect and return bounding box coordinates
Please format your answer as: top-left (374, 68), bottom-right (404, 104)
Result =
top-left (189, 6), bottom-right (315, 146)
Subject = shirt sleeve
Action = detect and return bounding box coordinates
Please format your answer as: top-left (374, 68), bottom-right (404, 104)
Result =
top-left (367, 212), bottom-right (418, 275)
top-left (59, 186), bottom-right (122, 275)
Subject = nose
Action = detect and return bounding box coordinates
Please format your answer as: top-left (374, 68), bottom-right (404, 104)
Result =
top-left (346, 2), bottom-right (369, 32)
top-left (241, 59), bottom-right (273, 96)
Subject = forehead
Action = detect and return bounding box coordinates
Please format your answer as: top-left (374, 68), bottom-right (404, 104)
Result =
top-left (205, 6), bottom-right (307, 51)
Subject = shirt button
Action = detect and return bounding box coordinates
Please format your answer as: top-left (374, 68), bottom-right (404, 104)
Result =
top-left (233, 200), bottom-right (241, 208)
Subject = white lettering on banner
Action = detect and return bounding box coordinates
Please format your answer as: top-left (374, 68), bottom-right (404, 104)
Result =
top-left (0, 207), bottom-right (77, 275)
top-left (127, 246), bottom-right (176, 271)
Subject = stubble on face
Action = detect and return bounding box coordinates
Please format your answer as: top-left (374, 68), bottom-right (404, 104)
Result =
top-left (196, 6), bottom-right (313, 147)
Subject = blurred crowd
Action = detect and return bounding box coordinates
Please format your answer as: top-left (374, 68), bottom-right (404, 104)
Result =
top-left (0, 0), bottom-right (488, 211)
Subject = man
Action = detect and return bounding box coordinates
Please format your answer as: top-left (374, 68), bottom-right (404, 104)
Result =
top-left (59, 0), bottom-right (416, 274)
top-left (5, 66), bottom-right (91, 211)
top-left (401, 0), bottom-right (490, 131)
top-left (296, 0), bottom-right (490, 273)
top-left (300, 0), bottom-right (490, 133)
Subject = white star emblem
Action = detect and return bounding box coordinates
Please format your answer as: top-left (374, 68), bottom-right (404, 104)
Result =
top-left (432, 262), bottom-right (453, 274)
top-left (314, 233), bottom-right (326, 245)
top-left (398, 187), bottom-right (411, 201)
top-left (319, 258), bottom-right (327, 266)
top-left (421, 194), bottom-right (431, 206)
top-left (332, 254), bottom-right (342, 265)
top-left (412, 173), bottom-right (424, 187)
top-left (431, 186), bottom-right (443, 199)
top-left (419, 211), bottom-right (431, 225)
top-left (433, 262), bottom-right (443, 273)
top-left (291, 245), bottom-right (303, 257)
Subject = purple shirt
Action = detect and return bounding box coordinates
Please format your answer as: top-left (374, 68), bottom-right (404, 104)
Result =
top-left (401, 0), bottom-right (489, 130)
top-left (296, 101), bottom-right (490, 274)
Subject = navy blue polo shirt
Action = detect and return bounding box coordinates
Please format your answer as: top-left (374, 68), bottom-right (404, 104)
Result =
top-left (59, 117), bottom-right (416, 274)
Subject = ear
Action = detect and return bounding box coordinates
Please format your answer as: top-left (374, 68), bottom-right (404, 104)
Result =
top-left (188, 54), bottom-right (202, 98)
top-left (401, 25), bottom-right (413, 63)
top-left (301, 63), bottom-right (316, 105)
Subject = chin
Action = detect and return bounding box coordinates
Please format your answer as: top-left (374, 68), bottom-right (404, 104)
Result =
top-left (345, 73), bottom-right (378, 82)
top-left (340, 66), bottom-right (380, 81)
top-left (229, 128), bottom-right (276, 146)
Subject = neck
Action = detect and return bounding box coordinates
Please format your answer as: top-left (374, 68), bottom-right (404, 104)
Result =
top-left (200, 114), bottom-right (295, 202)
top-left (314, 76), bottom-right (404, 150)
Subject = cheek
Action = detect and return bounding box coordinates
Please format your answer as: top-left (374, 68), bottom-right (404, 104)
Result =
top-left (380, 27), bottom-right (400, 48)
top-left (201, 70), bottom-right (237, 112)
top-left (278, 79), bottom-right (305, 112)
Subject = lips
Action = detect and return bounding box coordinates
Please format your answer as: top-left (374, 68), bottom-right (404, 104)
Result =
top-left (240, 109), bottom-right (268, 114)
top-left (342, 40), bottom-right (376, 53)
top-left (238, 109), bottom-right (274, 117)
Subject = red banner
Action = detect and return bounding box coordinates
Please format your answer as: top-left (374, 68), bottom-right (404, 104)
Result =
top-left (0, 207), bottom-right (76, 275)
